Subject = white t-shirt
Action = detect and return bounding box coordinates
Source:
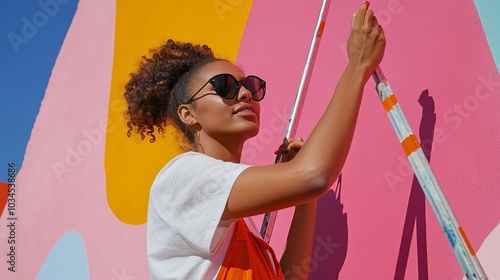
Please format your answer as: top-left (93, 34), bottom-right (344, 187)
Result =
top-left (147, 152), bottom-right (259, 280)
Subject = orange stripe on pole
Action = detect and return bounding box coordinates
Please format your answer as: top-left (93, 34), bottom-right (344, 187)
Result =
top-left (317, 21), bottom-right (326, 37)
top-left (382, 94), bottom-right (398, 112)
top-left (401, 134), bottom-right (420, 156)
top-left (459, 227), bottom-right (476, 256)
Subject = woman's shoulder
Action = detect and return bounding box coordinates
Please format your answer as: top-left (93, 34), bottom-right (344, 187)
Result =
top-left (169, 151), bottom-right (204, 162)
top-left (163, 151), bottom-right (219, 170)
top-left (163, 151), bottom-right (251, 171)
top-left (153, 152), bottom-right (225, 182)
top-left (149, 152), bottom-right (203, 196)
top-left (152, 151), bottom-right (250, 190)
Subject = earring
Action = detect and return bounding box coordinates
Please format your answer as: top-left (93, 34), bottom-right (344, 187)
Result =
top-left (194, 130), bottom-right (205, 154)
top-left (179, 126), bottom-right (194, 152)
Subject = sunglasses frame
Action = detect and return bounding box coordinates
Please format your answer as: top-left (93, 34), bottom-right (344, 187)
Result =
top-left (186, 73), bottom-right (266, 104)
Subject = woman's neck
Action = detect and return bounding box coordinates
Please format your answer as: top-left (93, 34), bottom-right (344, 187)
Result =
top-left (197, 133), bottom-right (245, 163)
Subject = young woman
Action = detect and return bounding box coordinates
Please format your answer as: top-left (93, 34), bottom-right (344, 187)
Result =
top-left (125, 3), bottom-right (385, 279)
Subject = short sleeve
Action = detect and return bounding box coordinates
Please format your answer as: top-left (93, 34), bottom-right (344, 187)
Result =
top-left (149, 152), bottom-right (249, 254)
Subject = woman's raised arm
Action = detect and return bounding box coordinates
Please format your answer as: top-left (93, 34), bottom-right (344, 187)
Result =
top-left (223, 3), bottom-right (385, 220)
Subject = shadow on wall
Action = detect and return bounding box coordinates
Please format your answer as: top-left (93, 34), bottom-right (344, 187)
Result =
top-left (307, 90), bottom-right (436, 279)
top-left (309, 175), bottom-right (348, 280)
top-left (394, 89), bottom-right (435, 280)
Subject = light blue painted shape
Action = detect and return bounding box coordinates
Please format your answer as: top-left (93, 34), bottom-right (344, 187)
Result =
top-left (474, 0), bottom-right (500, 73)
top-left (36, 231), bottom-right (90, 280)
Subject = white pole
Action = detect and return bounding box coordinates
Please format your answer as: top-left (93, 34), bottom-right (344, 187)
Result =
top-left (372, 66), bottom-right (488, 279)
top-left (260, 0), bottom-right (332, 243)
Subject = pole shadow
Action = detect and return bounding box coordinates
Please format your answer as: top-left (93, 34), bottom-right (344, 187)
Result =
top-left (394, 89), bottom-right (435, 280)
top-left (309, 174), bottom-right (348, 280)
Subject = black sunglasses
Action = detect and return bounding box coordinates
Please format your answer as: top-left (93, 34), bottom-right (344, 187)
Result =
top-left (186, 73), bottom-right (266, 103)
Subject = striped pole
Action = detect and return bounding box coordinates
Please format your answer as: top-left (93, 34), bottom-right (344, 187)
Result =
top-left (372, 66), bottom-right (487, 279)
top-left (260, 0), bottom-right (332, 243)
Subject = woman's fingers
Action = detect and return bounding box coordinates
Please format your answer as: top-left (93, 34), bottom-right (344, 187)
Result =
top-left (275, 137), bottom-right (304, 162)
top-left (371, 15), bottom-right (378, 27)
top-left (353, 1), bottom-right (370, 27)
top-left (354, 4), bottom-right (366, 26)
top-left (347, 2), bottom-right (386, 74)
top-left (363, 9), bottom-right (374, 28)
top-left (287, 137), bottom-right (304, 152)
top-left (274, 137), bottom-right (304, 155)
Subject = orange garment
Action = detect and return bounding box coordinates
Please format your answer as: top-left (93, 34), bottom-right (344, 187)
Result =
top-left (215, 219), bottom-right (284, 280)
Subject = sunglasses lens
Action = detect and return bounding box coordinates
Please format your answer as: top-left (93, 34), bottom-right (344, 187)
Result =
top-left (210, 74), bottom-right (265, 101)
top-left (212, 74), bottom-right (238, 99)
top-left (245, 76), bottom-right (266, 101)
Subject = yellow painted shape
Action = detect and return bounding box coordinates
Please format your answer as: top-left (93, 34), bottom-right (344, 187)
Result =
top-left (106, 0), bottom-right (253, 224)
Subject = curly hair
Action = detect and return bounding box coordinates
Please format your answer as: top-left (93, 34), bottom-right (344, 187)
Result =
top-left (124, 39), bottom-right (219, 145)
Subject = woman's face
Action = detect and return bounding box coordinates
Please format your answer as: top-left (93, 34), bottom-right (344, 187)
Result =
top-left (188, 60), bottom-right (261, 143)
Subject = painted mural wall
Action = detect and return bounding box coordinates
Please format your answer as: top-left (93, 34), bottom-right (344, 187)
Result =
top-left (0, 0), bottom-right (499, 279)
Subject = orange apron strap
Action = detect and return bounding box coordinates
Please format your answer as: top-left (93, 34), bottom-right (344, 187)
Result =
top-left (216, 219), bottom-right (284, 280)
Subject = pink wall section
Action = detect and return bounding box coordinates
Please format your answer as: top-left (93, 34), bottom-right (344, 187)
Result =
top-left (1, 0), bottom-right (143, 279)
top-left (238, 0), bottom-right (500, 279)
top-left (0, 0), bottom-right (498, 279)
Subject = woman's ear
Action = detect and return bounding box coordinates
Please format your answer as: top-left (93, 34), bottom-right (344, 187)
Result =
top-left (178, 104), bottom-right (198, 126)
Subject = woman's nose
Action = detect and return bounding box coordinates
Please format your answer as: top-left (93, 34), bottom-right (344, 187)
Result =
top-left (237, 84), bottom-right (253, 101)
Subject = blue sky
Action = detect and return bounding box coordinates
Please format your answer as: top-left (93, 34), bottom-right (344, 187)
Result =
top-left (0, 0), bottom-right (79, 182)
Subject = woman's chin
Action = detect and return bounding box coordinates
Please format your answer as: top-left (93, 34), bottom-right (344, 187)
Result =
top-left (248, 124), bottom-right (260, 137)
top-left (239, 126), bottom-right (260, 140)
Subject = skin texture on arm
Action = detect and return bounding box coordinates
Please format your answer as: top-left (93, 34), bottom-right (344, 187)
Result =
top-left (280, 4), bottom-right (384, 278)
top-left (277, 63), bottom-right (371, 279)
top-left (222, 3), bottom-right (385, 221)
top-left (280, 199), bottom-right (318, 279)
top-left (270, 138), bottom-right (320, 278)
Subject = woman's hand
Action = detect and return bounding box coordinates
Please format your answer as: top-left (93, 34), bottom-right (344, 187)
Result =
top-left (347, 2), bottom-right (386, 78)
top-left (274, 137), bottom-right (304, 162)
top-left (223, 2), bottom-right (388, 222)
